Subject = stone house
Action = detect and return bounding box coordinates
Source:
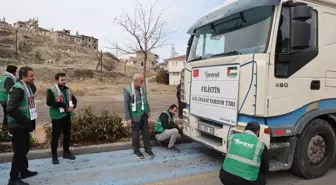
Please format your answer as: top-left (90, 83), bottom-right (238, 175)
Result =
top-left (49, 29), bottom-right (98, 50)
top-left (127, 51), bottom-right (159, 70)
top-left (13, 18), bottom-right (39, 32)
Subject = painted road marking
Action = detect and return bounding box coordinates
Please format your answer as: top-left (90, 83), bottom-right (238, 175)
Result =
top-left (0, 143), bottom-right (224, 185)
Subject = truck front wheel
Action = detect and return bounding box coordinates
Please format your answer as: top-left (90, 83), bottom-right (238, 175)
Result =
top-left (291, 119), bottom-right (336, 179)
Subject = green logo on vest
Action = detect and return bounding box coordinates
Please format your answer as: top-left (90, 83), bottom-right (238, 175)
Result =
top-left (233, 138), bottom-right (254, 149)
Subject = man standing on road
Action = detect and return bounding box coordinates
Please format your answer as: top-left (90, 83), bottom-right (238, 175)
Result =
top-left (176, 82), bottom-right (183, 118)
top-left (124, 73), bottom-right (154, 159)
top-left (0, 65), bottom-right (17, 141)
top-left (154, 104), bottom-right (183, 152)
top-left (219, 122), bottom-right (269, 185)
top-left (46, 72), bottom-right (77, 165)
top-left (7, 66), bottom-right (38, 185)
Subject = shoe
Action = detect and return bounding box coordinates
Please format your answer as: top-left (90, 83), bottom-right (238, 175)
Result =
top-left (19, 169), bottom-right (38, 179)
top-left (145, 151), bottom-right (155, 158)
top-left (168, 146), bottom-right (180, 153)
top-left (1, 132), bottom-right (12, 142)
top-left (52, 156), bottom-right (59, 165)
top-left (63, 152), bottom-right (76, 160)
top-left (134, 151), bottom-right (144, 159)
top-left (8, 179), bottom-right (29, 185)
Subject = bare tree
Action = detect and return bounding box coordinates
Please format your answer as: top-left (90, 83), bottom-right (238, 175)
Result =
top-left (108, 0), bottom-right (169, 90)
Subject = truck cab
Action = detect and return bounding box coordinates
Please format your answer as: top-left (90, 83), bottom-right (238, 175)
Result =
top-left (182, 0), bottom-right (336, 179)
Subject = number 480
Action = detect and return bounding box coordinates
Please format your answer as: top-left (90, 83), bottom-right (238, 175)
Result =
top-left (275, 82), bottom-right (288, 88)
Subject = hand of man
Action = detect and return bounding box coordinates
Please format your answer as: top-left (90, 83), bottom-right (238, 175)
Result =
top-left (175, 119), bottom-right (183, 125)
top-left (67, 107), bottom-right (74, 112)
top-left (127, 120), bottom-right (132, 125)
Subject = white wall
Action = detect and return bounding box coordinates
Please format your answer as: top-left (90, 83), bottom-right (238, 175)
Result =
top-left (168, 60), bottom-right (184, 72)
top-left (169, 72), bottom-right (181, 85)
top-left (168, 59), bottom-right (185, 85)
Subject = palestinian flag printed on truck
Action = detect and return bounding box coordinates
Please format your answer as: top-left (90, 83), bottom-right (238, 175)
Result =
top-left (227, 66), bottom-right (238, 77)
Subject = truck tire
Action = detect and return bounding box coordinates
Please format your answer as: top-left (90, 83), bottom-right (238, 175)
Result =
top-left (291, 119), bottom-right (336, 179)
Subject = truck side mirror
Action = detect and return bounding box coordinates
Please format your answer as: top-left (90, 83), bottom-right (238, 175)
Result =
top-left (293, 5), bottom-right (312, 20)
top-left (291, 5), bottom-right (313, 50)
top-left (186, 35), bottom-right (194, 59)
top-left (186, 47), bottom-right (191, 59)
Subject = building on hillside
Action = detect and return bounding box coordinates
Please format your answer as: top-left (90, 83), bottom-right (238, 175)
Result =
top-left (79, 33), bottom-right (98, 50)
top-left (126, 51), bottom-right (159, 70)
top-left (38, 27), bottom-right (49, 36)
top-left (49, 29), bottom-right (99, 50)
top-left (165, 55), bottom-right (186, 85)
top-left (13, 18), bottom-right (39, 32)
top-left (0, 17), bottom-right (11, 29)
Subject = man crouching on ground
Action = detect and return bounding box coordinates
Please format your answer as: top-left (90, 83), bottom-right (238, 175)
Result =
top-left (154, 104), bottom-right (183, 152)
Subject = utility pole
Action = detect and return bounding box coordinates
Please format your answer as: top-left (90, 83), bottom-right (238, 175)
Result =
top-left (124, 59), bottom-right (126, 74)
top-left (15, 30), bottom-right (18, 58)
top-left (100, 50), bottom-right (103, 80)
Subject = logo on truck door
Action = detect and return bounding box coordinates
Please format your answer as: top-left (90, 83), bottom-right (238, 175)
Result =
top-left (193, 69), bottom-right (199, 78)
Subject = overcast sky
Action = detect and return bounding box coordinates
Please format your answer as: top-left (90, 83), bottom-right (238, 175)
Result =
top-left (1, 0), bottom-right (224, 62)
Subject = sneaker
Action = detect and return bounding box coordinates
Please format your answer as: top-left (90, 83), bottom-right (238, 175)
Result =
top-left (8, 179), bottom-right (29, 185)
top-left (52, 156), bottom-right (59, 165)
top-left (134, 151), bottom-right (144, 159)
top-left (157, 141), bottom-right (168, 148)
top-left (145, 151), bottom-right (155, 158)
top-left (168, 146), bottom-right (180, 153)
top-left (19, 169), bottom-right (38, 179)
top-left (63, 152), bottom-right (76, 160)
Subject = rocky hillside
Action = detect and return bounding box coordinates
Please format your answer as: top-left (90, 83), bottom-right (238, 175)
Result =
top-left (0, 26), bottom-right (153, 78)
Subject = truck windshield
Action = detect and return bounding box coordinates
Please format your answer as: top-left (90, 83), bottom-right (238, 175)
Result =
top-left (188, 5), bottom-right (275, 62)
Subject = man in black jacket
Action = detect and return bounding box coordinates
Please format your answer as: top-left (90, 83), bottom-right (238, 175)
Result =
top-left (7, 66), bottom-right (38, 185)
top-left (0, 65), bottom-right (17, 141)
top-left (46, 72), bottom-right (77, 165)
top-left (154, 104), bottom-right (183, 152)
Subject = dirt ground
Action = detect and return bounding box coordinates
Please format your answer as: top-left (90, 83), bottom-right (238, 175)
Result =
top-left (32, 83), bottom-right (177, 124)
top-left (0, 78), bottom-right (177, 143)
top-left (0, 64), bottom-right (175, 143)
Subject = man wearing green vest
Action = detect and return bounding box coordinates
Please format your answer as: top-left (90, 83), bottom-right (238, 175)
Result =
top-left (124, 73), bottom-right (154, 159)
top-left (7, 66), bottom-right (38, 185)
top-left (46, 72), bottom-right (77, 165)
top-left (0, 65), bottom-right (17, 141)
top-left (154, 104), bottom-right (183, 152)
top-left (219, 122), bottom-right (269, 185)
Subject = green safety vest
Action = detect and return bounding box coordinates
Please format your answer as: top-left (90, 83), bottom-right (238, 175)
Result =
top-left (125, 85), bottom-right (149, 118)
top-left (0, 73), bottom-right (15, 102)
top-left (47, 85), bottom-right (74, 120)
top-left (7, 82), bottom-right (31, 124)
top-left (223, 132), bottom-right (264, 181)
top-left (154, 110), bottom-right (174, 133)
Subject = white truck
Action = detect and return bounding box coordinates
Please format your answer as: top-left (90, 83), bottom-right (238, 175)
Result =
top-left (181, 0), bottom-right (336, 179)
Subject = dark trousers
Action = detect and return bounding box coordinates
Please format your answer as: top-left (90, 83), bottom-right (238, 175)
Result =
top-left (177, 101), bottom-right (186, 118)
top-left (219, 168), bottom-right (266, 185)
top-left (132, 114), bottom-right (151, 153)
top-left (10, 128), bottom-right (30, 180)
top-left (1, 104), bottom-right (7, 131)
top-left (51, 116), bottom-right (71, 156)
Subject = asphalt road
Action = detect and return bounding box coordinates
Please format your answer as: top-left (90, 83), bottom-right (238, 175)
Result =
top-left (0, 142), bottom-right (335, 185)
